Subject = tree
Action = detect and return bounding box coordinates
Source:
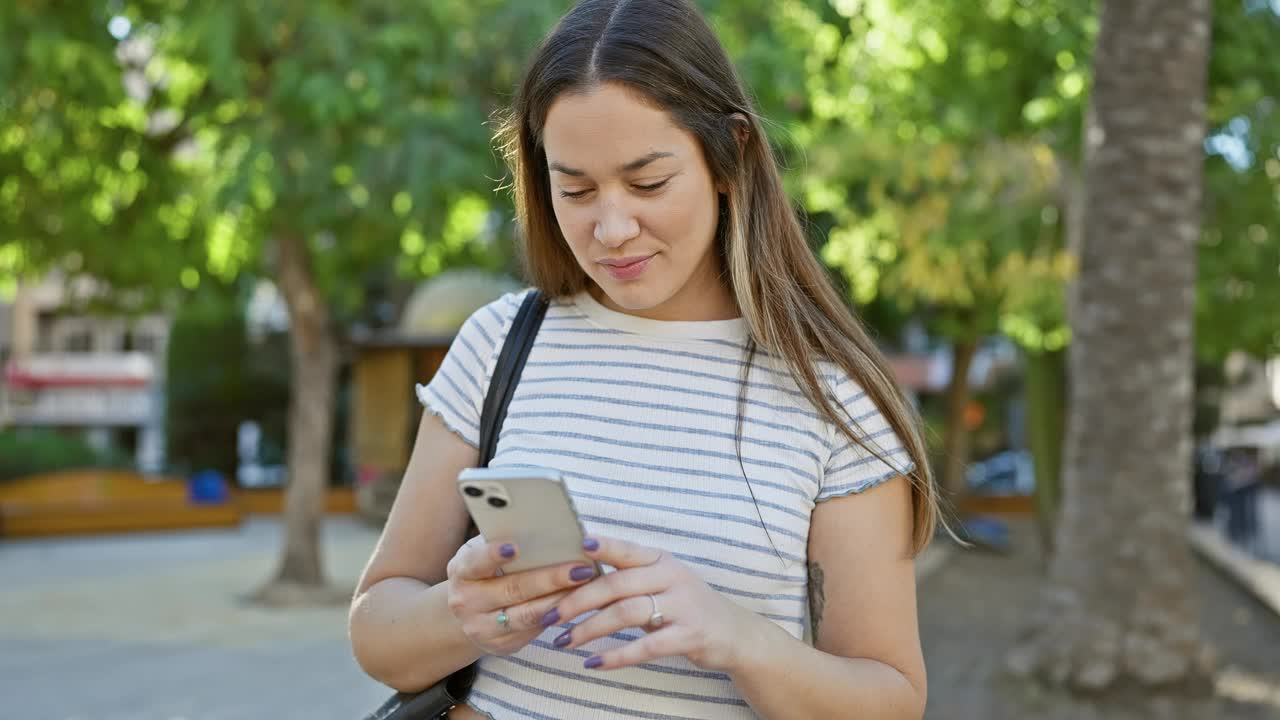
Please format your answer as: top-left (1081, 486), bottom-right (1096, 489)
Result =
top-left (806, 0), bottom-right (1278, 546)
top-left (6, 0), bottom-right (1273, 609)
top-left (1197, 1), bottom-right (1280, 363)
top-left (0, 0), bottom-right (822, 604)
top-left (1007, 0), bottom-right (1215, 695)
top-left (1, 2), bottom-right (565, 603)
top-left (140, 1), bottom-right (566, 603)
top-left (159, 0), bottom-right (846, 602)
top-left (802, 0), bottom-right (1088, 499)
top-left (0, 4), bottom-right (201, 303)
top-left (822, 136), bottom-right (1072, 499)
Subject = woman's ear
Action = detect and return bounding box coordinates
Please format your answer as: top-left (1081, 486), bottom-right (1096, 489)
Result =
top-left (727, 112), bottom-right (751, 152)
top-left (716, 113), bottom-right (751, 194)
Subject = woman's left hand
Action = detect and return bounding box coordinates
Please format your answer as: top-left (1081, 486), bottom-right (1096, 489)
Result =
top-left (539, 535), bottom-right (767, 672)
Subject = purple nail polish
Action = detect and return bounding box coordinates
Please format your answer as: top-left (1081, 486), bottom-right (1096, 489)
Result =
top-left (553, 630), bottom-right (572, 648)
top-left (499, 544), bottom-right (516, 559)
top-left (582, 538), bottom-right (599, 552)
top-left (540, 608), bottom-right (560, 628)
top-left (584, 656), bottom-right (604, 669)
top-left (570, 566), bottom-right (595, 582)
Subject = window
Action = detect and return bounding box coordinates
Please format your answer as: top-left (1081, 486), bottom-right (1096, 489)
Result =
top-left (134, 333), bottom-right (157, 354)
top-left (64, 329), bottom-right (93, 352)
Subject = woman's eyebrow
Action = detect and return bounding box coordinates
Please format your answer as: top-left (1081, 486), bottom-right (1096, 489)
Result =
top-left (619, 151), bottom-right (675, 172)
top-left (549, 151), bottom-right (676, 177)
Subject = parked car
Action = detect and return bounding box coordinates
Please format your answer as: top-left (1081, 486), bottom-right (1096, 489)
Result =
top-left (966, 449), bottom-right (1035, 496)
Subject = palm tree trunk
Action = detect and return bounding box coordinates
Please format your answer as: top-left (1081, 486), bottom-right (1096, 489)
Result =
top-left (1007, 0), bottom-right (1214, 694)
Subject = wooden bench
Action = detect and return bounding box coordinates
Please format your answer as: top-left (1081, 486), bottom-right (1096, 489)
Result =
top-left (0, 470), bottom-right (241, 538)
top-left (233, 486), bottom-right (357, 515)
top-left (0, 470), bottom-right (359, 538)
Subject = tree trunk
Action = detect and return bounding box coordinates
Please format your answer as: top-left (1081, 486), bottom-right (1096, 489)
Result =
top-left (941, 339), bottom-right (978, 499)
top-left (1024, 348), bottom-right (1065, 559)
top-left (253, 232), bottom-right (343, 606)
top-left (1008, 0), bottom-right (1214, 695)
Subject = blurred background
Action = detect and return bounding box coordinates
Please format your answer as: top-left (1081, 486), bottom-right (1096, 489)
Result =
top-left (0, 1), bottom-right (1278, 718)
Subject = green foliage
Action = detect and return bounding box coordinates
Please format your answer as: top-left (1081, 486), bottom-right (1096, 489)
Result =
top-left (129, 1), bottom-right (571, 310)
top-left (2, 0), bottom-right (1276, 361)
top-left (779, 1), bottom-right (1091, 349)
top-left (0, 1), bottom-right (571, 310)
top-left (0, 4), bottom-right (205, 303)
top-left (810, 0), bottom-right (1278, 360)
top-left (0, 429), bottom-right (132, 483)
top-left (164, 282), bottom-right (289, 477)
top-left (1197, 0), bottom-right (1280, 360)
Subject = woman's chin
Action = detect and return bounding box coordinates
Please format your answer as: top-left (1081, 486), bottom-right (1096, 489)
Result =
top-left (595, 280), bottom-right (668, 313)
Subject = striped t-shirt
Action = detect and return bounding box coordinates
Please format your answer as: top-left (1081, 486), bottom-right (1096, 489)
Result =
top-left (417, 289), bottom-right (911, 720)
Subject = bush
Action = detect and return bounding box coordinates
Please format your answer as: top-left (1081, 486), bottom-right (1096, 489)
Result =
top-left (165, 281), bottom-right (290, 480)
top-left (0, 429), bottom-right (132, 483)
top-left (165, 285), bottom-right (250, 478)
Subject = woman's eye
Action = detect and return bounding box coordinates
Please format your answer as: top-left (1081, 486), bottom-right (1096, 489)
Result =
top-left (633, 179), bottom-right (669, 192)
top-left (558, 189), bottom-right (591, 199)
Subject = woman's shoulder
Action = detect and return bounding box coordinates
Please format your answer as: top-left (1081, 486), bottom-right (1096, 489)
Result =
top-left (810, 359), bottom-right (894, 441)
top-left (812, 358), bottom-right (869, 402)
top-left (474, 288), bottom-right (536, 323)
top-left (456, 289), bottom-right (536, 336)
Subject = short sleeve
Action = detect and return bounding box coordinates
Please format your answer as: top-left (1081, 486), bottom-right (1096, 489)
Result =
top-left (415, 291), bottom-right (527, 448)
top-left (817, 372), bottom-right (916, 503)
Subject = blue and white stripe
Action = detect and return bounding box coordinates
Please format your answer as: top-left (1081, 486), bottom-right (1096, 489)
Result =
top-left (417, 290), bottom-right (911, 719)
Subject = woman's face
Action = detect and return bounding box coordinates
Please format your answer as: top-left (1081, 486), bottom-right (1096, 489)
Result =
top-left (542, 82), bottom-right (730, 321)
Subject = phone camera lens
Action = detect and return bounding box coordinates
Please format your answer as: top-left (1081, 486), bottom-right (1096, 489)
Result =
top-left (488, 497), bottom-right (508, 509)
top-left (463, 486), bottom-right (484, 498)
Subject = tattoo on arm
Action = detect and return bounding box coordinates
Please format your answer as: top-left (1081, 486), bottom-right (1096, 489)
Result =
top-left (807, 561), bottom-right (826, 641)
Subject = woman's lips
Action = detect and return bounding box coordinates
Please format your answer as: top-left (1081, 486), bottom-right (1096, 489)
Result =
top-left (599, 254), bottom-right (655, 281)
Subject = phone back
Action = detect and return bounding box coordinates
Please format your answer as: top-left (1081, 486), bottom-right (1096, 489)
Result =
top-left (457, 467), bottom-right (596, 574)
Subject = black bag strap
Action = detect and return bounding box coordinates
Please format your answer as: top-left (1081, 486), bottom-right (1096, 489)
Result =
top-left (479, 289), bottom-right (548, 466)
top-left (468, 290), bottom-right (548, 538)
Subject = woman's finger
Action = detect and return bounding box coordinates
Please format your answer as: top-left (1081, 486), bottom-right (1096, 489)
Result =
top-left (476, 561), bottom-right (599, 615)
top-left (543, 563), bottom-right (667, 631)
top-left (556, 593), bottom-right (664, 650)
top-left (476, 589), bottom-right (571, 639)
top-left (581, 535), bottom-right (665, 570)
top-left (447, 539), bottom-right (520, 581)
top-left (581, 626), bottom-right (688, 671)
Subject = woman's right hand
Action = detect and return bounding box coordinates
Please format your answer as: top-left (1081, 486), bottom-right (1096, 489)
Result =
top-left (445, 537), bottom-right (598, 657)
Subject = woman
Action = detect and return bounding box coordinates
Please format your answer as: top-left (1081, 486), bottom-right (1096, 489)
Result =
top-left (350, 1), bottom-right (942, 717)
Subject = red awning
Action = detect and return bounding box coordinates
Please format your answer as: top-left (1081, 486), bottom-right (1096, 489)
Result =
top-left (4, 363), bottom-right (150, 390)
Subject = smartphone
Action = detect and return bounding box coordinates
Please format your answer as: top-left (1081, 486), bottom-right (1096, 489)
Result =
top-left (457, 466), bottom-right (601, 575)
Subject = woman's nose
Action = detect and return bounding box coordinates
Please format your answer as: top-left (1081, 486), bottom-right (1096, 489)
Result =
top-left (593, 202), bottom-right (640, 248)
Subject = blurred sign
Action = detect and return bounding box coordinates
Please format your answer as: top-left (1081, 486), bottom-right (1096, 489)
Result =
top-left (3, 353), bottom-right (156, 426)
top-left (4, 386), bottom-right (152, 426)
top-left (5, 353), bottom-right (153, 388)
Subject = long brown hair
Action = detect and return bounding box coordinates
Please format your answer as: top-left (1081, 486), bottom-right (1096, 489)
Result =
top-left (496, 0), bottom-right (943, 556)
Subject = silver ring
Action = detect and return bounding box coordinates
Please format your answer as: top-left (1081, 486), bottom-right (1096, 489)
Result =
top-left (496, 610), bottom-right (510, 631)
top-left (646, 594), bottom-right (665, 629)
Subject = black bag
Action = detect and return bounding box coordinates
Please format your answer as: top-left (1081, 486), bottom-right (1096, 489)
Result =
top-left (362, 289), bottom-right (550, 720)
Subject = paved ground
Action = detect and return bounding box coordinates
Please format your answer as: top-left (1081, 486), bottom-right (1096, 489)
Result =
top-left (0, 518), bottom-right (389, 720)
top-left (920, 518), bottom-right (1280, 720)
top-left (2, 515), bottom-right (1278, 719)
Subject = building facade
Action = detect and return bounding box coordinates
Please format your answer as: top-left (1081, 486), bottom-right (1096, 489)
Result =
top-left (0, 275), bottom-right (170, 472)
